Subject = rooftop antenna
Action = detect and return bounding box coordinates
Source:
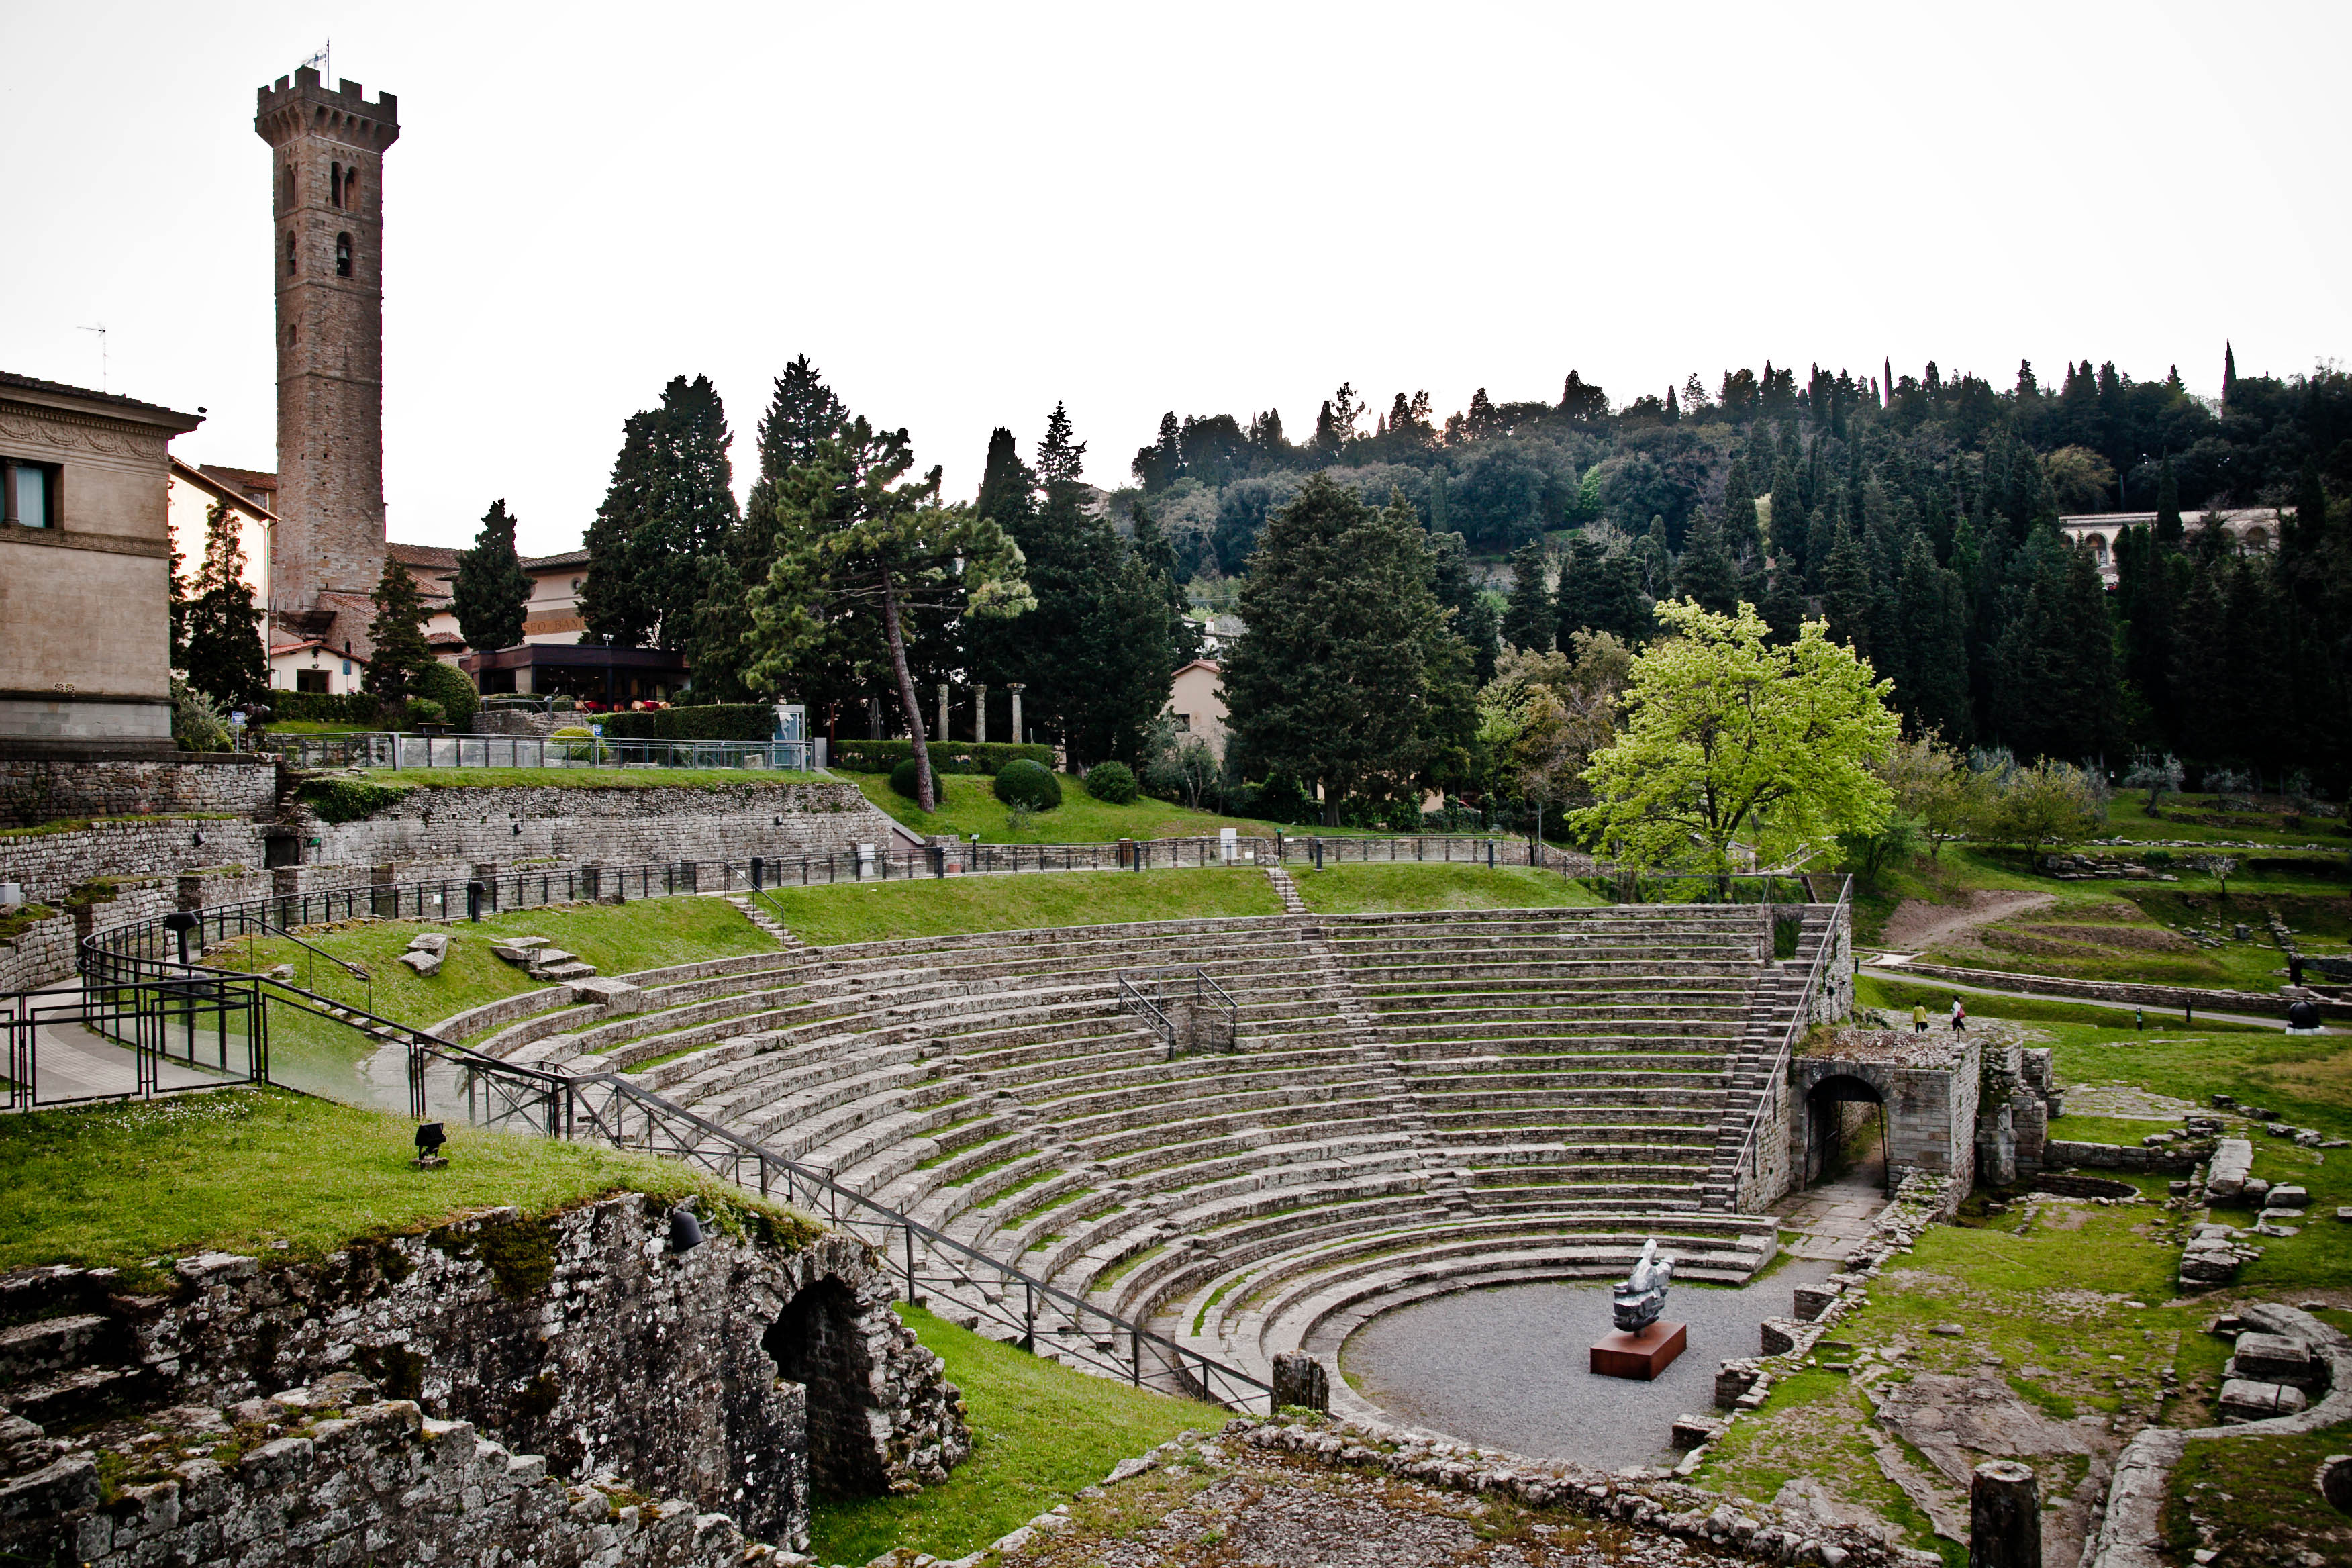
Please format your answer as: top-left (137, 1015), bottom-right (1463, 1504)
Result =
top-left (76, 324), bottom-right (107, 393)
top-left (300, 40), bottom-right (330, 80)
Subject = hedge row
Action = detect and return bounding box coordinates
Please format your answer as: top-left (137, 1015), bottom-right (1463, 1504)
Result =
top-left (832, 739), bottom-right (1055, 774)
top-left (268, 691), bottom-right (381, 724)
top-left (598, 704), bottom-right (777, 742)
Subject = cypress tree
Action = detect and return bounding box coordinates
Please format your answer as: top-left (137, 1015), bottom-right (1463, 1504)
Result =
top-left (1770, 462), bottom-right (1806, 577)
top-left (1820, 520), bottom-right (1875, 658)
top-left (181, 502), bottom-right (269, 707)
top-left (452, 499), bottom-right (531, 653)
top-left (1429, 530), bottom-right (1500, 687)
top-left (1720, 458), bottom-right (1760, 562)
top-left (1892, 530), bottom-right (1971, 742)
top-left (1758, 567), bottom-right (1806, 646)
top-left (2154, 458), bottom-right (2184, 548)
top-left (1675, 511), bottom-right (1741, 614)
top-left (580, 374), bottom-right (739, 648)
top-left (362, 554), bottom-right (436, 708)
top-left (1502, 541), bottom-right (1553, 651)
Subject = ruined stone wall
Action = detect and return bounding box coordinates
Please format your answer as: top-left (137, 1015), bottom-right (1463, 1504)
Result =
top-left (0, 753), bottom-right (276, 828)
top-left (10, 1392), bottom-right (765, 1568)
top-left (135, 1194), bottom-right (967, 1546)
top-left (0, 821), bottom-right (273, 904)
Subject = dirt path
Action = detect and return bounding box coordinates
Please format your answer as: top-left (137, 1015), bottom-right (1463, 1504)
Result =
top-left (1877, 889), bottom-right (2055, 954)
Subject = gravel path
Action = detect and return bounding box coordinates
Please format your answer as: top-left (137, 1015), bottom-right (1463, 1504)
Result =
top-left (1876, 889), bottom-right (2054, 954)
top-left (1342, 1262), bottom-right (1837, 1473)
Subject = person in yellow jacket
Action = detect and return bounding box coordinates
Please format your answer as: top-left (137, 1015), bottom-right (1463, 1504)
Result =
top-left (1912, 1003), bottom-right (1928, 1034)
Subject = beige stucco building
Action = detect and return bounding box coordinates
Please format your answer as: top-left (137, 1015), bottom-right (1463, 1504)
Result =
top-left (1167, 658), bottom-right (1229, 759)
top-left (0, 373), bottom-right (204, 748)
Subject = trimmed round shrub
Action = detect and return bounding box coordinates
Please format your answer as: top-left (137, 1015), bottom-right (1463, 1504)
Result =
top-left (993, 758), bottom-right (1062, 812)
top-left (1082, 761), bottom-right (1138, 805)
top-left (890, 756), bottom-right (927, 800)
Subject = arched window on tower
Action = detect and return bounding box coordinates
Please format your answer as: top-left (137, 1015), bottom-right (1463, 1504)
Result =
top-left (344, 166), bottom-right (359, 212)
top-left (287, 231), bottom-right (299, 275)
top-left (331, 162), bottom-right (343, 207)
top-left (335, 232), bottom-right (352, 277)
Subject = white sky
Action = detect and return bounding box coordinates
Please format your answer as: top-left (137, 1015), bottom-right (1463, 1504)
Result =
top-left (5, 1), bottom-right (2346, 557)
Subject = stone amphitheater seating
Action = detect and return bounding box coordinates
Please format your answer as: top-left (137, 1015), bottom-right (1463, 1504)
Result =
top-left (483, 901), bottom-right (1816, 1393)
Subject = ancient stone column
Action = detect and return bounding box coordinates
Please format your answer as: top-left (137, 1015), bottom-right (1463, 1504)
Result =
top-left (974, 685), bottom-right (988, 745)
top-left (1008, 683), bottom-right (1025, 746)
top-left (1969, 1459), bottom-right (2039, 1568)
top-left (937, 683), bottom-right (949, 746)
top-left (1271, 1351), bottom-right (1328, 1413)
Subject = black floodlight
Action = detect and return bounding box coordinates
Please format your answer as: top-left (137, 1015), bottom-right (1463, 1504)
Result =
top-left (162, 910), bottom-right (199, 967)
top-left (414, 1122), bottom-right (446, 1157)
top-left (668, 1204), bottom-right (705, 1253)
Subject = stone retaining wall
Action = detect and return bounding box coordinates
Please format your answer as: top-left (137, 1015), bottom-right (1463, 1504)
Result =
top-left (0, 752), bottom-right (276, 828)
top-left (1890, 960), bottom-right (2342, 1021)
top-left (2045, 1138), bottom-right (2202, 1175)
top-left (0, 908), bottom-right (76, 993)
top-left (0, 819), bottom-right (273, 903)
top-left (6, 1393), bottom-right (768, 1568)
top-left (300, 781), bottom-right (908, 866)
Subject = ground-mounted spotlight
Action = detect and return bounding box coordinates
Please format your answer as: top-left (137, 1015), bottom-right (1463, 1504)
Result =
top-left (413, 1122), bottom-right (448, 1169)
top-left (162, 910), bottom-right (199, 969)
top-left (668, 1203), bottom-right (705, 1253)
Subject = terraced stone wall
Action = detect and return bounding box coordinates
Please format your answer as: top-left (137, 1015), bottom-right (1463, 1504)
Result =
top-left (0, 752), bottom-right (275, 828)
top-left (0, 819), bottom-right (272, 903)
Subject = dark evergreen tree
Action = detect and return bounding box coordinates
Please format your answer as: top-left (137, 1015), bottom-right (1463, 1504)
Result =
top-left (1757, 567), bottom-right (1807, 645)
top-left (1429, 530), bottom-right (1501, 687)
top-left (180, 502), bottom-right (268, 707)
top-left (2153, 457), bottom-right (2183, 547)
top-left (452, 499), bottom-right (530, 652)
top-left (1223, 478), bottom-right (1473, 824)
top-left (1132, 411), bottom-right (1183, 490)
top-left (580, 374), bottom-right (739, 648)
top-left (362, 554), bottom-right (436, 708)
top-left (1502, 541), bottom-right (1553, 651)
top-left (1675, 511), bottom-right (1741, 614)
top-left (1891, 530), bottom-right (1971, 742)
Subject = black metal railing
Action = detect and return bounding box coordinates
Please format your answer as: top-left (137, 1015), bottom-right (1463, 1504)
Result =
top-left (3, 975), bottom-right (267, 1111)
top-left (1715, 873), bottom-right (1853, 1209)
top-left (1117, 965), bottom-right (1240, 1059)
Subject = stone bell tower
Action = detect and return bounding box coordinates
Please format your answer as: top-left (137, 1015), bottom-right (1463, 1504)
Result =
top-left (255, 66), bottom-right (399, 648)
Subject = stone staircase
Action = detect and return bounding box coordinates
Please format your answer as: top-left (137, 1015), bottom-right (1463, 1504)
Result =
top-left (0, 1266), bottom-right (171, 1484)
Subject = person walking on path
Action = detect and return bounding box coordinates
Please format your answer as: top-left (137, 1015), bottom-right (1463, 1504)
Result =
top-left (1912, 1003), bottom-right (1928, 1034)
top-left (1951, 996), bottom-right (1967, 1032)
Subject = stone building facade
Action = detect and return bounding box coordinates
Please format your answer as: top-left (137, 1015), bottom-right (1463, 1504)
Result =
top-left (255, 67), bottom-right (398, 655)
top-left (0, 373), bottom-right (203, 749)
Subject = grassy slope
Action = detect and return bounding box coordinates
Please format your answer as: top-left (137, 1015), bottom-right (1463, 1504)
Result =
top-left (1293, 862), bottom-right (1607, 914)
top-left (0, 1086), bottom-right (784, 1284)
top-left (207, 894), bottom-right (772, 1029)
top-left (746, 868), bottom-right (1282, 946)
top-left (854, 771), bottom-right (1367, 844)
top-left (2099, 794), bottom-right (2352, 847)
top-left (810, 1304), bottom-right (1225, 1564)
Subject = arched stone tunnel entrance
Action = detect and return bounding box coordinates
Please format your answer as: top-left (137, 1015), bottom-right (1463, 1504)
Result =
top-left (763, 1277), bottom-right (888, 1497)
top-left (1804, 1072), bottom-right (1890, 1194)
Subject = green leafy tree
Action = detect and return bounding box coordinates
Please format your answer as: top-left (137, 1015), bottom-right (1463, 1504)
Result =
top-left (580, 374), bottom-right (739, 649)
top-left (179, 502), bottom-right (268, 707)
top-left (362, 554), bottom-right (436, 709)
top-left (1879, 732), bottom-right (1984, 861)
top-left (451, 499), bottom-right (530, 652)
top-left (1224, 477), bottom-right (1474, 825)
top-left (744, 417), bottom-right (1032, 810)
top-left (1501, 541), bottom-right (1552, 651)
top-left (1978, 758), bottom-right (2102, 852)
top-left (1572, 599), bottom-right (1899, 871)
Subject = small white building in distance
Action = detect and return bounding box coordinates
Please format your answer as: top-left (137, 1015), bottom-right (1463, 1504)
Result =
top-left (1168, 658), bottom-right (1228, 759)
top-left (2059, 507), bottom-right (2282, 585)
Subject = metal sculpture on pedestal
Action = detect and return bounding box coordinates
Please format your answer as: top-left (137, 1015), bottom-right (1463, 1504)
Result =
top-left (1612, 1238), bottom-right (1675, 1332)
top-left (1591, 1238), bottom-right (1687, 1380)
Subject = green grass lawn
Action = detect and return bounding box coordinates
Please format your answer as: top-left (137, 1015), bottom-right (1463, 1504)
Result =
top-left (855, 770), bottom-right (1362, 844)
top-left (0, 1086), bottom-right (789, 1287)
top-left (1855, 975), bottom-right (2268, 1034)
top-left (1291, 862), bottom-right (1607, 914)
top-left (264, 720), bottom-right (374, 736)
top-left (2100, 794), bottom-right (2352, 847)
top-left (206, 894), bottom-right (773, 1030)
top-left (744, 867), bottom-right (1283, 946)
top-left (808, 1304), bottom-right (1225, 1565)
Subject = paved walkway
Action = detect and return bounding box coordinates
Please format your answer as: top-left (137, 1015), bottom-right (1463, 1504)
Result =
top-left (1773, 1167), bottom-right (1888, 1261)
top-left (1341, 1257), bottom-right (1838, 1472)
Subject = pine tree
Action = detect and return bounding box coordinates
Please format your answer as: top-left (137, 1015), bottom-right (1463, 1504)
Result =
top-left (1891, 530), bottom-right (1971, 742)
top-left (1222, 478), bottom-right (1473, 824)
top-left (452, 499), bottom-right (531, 652)
top-left (1034, 401), bottom-right (1086, 491)
top-left (1720, 458), bottom-right (1760, 562)
top-left (1132, 411), bottom-right (1183, 489)
top-left (180, 502), bottom-right (268, 707)
top-left (1429, 530), bottom-right (1500, 687)
top-left (1820, 520), bottom-right (1875, 658)
top-left (745, 418), bottom-right (1031, 809)
top-left (363, 554), bottom-right (436, 708)
top-left (1675, 511), bottom-right (1740, 614)
top-left (1502, 542), bottom-right (1553, 651)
